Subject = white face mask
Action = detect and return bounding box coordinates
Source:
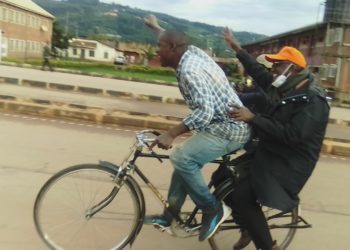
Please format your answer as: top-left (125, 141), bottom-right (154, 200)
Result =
top-left (271, 63), bottom-right (293, 88)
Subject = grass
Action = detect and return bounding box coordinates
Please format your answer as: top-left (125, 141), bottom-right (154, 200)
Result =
top-left (77, 66), bottom-right (177, 84)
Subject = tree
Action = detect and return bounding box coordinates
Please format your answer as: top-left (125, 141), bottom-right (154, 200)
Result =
top-left (141, 45), bottom-right (156, 66)
top-left (52, 21), bottom-right (70, 57)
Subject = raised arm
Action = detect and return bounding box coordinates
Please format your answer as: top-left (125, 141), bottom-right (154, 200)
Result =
top-left (144, 14), bottom-right (165, 36)
top-left (223, 27), bottom-right (242, 53)
top-left (223, 26), bottom-right (273, 90)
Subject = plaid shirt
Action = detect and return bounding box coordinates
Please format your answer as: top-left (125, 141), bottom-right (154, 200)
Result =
top-left (176, 46), bottom-right (251, 143)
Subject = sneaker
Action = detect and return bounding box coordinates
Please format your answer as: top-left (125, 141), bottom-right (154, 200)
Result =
top-left (199, 202), bottom-right (232, 241)
top-left (144, 214), bottom-right (171, 227)
top-left (144, 214), bottom-right (173, 234)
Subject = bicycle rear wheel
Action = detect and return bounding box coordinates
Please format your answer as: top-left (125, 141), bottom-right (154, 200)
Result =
top-left (34, 164), bottom-right (141, 250)
top-left (264, 206), bottom-right (298, 249)
top-left (209, 180), bottom-right (298, 250)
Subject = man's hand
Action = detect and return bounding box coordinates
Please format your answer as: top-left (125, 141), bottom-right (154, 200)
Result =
top-left (229, 106), bottom-right (255, 122)
top-left (150, 132), bottom-right (174, 150)
top-left (144, 15), bottom-right (165, 34)
top-left (223, 27), bottom-right (234, 45)
top-left (150, 123), bottom-right (188, 150)
top-left (223, 27), bottom-right (241, 52)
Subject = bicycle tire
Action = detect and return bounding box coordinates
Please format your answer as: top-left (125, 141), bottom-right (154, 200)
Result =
top-left (210, 179), bottom-right (298, 250)
top-left (33, 164), bottom-right (142, 250)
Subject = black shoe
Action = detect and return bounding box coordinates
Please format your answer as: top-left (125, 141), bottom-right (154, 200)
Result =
top-left (233, 230), bottom-right (251, 250)
top-left (199, 202), bottom-right (232, 241)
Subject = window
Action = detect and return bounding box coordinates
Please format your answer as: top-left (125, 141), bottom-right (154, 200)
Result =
top-left (326, 28), bottom-right (343, 45)
top-left (89, 50), bottom-right (95, 57)
top-left (320, 64), bottom-right (329, 80)
top-left (8, 9), bottom-right (14, 22)
top-left (1, 8), bottom-right (7, 21)
top-left (328, 64), bottom-right (337, 78)
top-left (8, 39), bottom-right (14, 51)
top-left (20, 13), bottom-right (25, 25)
top-left (326, 29), bottom-right (334, 46)
top-left (15, 11), bottom-right (19, 23)
top-left (333, 28), bottom-right (343, 43)
top-left (20, 40), bottom-right (25, 51)
top-left (73, 48), bottom-right (77, 55)
top-left (104, 52), bottom-right (108, 59)
top-left (1, 37), bottom-right (7, 55)
top-left (31, 16), bottom-right (35, 27)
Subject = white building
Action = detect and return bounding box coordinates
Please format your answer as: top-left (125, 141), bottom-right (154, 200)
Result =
top-left (67, 38), bottom-right (123, 63)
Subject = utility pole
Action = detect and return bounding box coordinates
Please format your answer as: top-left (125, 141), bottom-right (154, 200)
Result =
top-left (75, 23), bottom-right (79, 38)
top-left (65, 12), bottom-right (70, 34)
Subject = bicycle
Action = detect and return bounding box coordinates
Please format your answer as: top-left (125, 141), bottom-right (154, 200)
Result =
top-left (33, 130), bottom-right (311, 250)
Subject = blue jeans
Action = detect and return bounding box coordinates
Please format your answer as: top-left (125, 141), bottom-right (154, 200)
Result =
top-left (167, 131), bottom-right (244, 216)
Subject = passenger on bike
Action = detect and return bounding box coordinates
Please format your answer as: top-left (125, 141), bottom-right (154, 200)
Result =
top-left (143, 15), bottom-right (251, 241)
top-left (219, 27), bottom-right (330, 250)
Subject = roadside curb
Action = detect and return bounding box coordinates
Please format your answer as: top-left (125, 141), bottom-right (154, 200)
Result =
top-left (328, 118), bottom-right (350, 127)
top-left (1, 99), bottom-right (349, 157)
top-left (1, 78), bottom-right (349, 127)
top-left (0, 99), bottom-right (179, 131)
top-left (322, 140), bottom-right (350, 157)
top-left (0, 77), bottom-right (186, 106)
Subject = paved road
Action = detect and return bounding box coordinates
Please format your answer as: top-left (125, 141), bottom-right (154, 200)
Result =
top-left (0, 84), bottom-right (190, 118)
top-left (0, 64), bottom-right (182, 99)
top-left (0, 113), bottom-right (349, 250)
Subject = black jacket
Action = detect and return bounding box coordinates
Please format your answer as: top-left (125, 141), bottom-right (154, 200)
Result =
top-left (236, 50), bottom-right (330, 211)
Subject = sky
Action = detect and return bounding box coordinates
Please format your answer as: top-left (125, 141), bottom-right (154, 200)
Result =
top-left (101, 0), bottom-right (325, 36)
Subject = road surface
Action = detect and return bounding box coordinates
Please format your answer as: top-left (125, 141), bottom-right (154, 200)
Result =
top-left (0, 113), bottom-right (349, 250)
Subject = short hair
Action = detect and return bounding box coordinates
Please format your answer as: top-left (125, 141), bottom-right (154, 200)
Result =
top-left (160, 30), bottom-right (188, 48)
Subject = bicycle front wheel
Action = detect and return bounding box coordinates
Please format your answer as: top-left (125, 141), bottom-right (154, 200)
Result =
top-left (34, 164), bottom-right (141, 250)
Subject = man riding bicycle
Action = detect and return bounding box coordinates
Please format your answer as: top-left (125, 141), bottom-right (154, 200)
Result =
top-left (144, 16), bottom-right (251, 241)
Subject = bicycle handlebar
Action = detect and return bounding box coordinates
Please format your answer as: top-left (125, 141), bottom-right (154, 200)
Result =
top-left (135, 130), bottom-right (163, 163)
top-left (136, 130), bottom-right (159, 143)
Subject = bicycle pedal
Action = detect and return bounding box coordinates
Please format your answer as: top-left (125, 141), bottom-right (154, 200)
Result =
top-left (153, 224), bottom-right (173, 234)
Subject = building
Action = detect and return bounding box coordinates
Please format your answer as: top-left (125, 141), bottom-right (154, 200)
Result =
top-left (67, 38), bottom-right (123, 63)
top-left (116, 41), bottom-right (156, 65)
top-left (242, 0), bottom-right (350, 103)
top-left (0, 0), bottom-right (54, 60)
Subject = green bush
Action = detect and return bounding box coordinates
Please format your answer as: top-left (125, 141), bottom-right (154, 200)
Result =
top-left (125, 65), bottom-right (175, 76)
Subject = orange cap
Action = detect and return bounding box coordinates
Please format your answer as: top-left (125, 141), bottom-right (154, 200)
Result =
top-left (265, 46), bottom-right (307, 68)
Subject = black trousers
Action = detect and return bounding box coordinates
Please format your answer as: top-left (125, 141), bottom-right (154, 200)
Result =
top-left (42, 58), bottom-right (53, 71)
top-left (224, 177), bottom-right (274, 250)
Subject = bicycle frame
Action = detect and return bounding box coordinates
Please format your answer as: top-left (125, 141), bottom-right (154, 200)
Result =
top-left (100, 129), bottom-right (311, 242)
top-left (102, 130), bottom-right (230, 228)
